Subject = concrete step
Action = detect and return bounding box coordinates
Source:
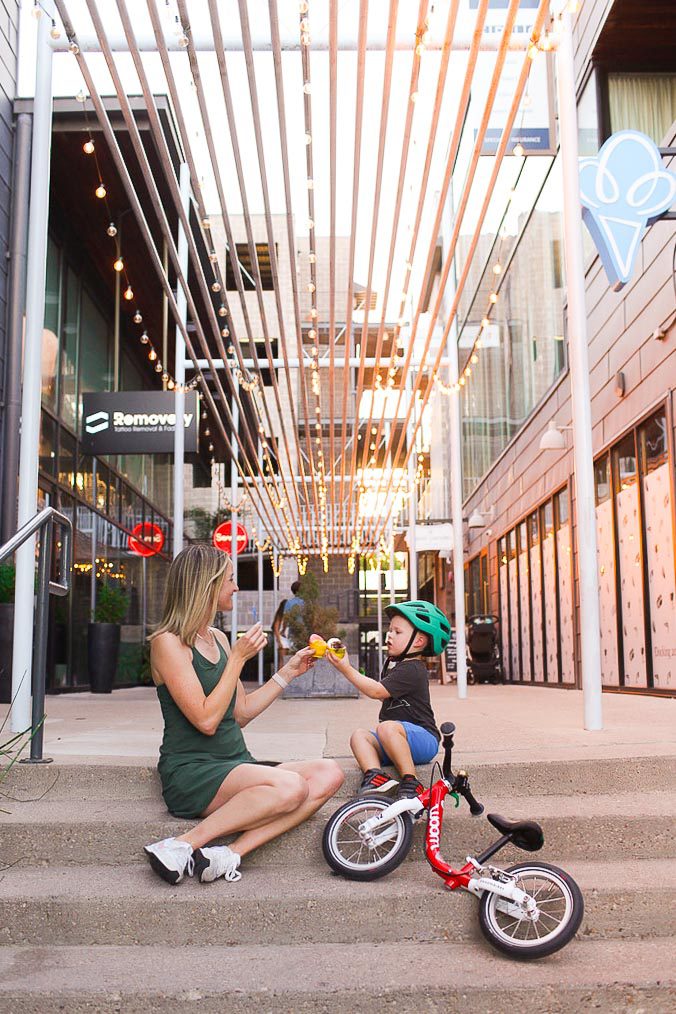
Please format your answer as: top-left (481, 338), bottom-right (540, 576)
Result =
top-left (0, 859), bottom-right (673, 947)
top-left (0, 939), bottom-right (673, 1013)
top-left (4, 753), bottom-right (675, 801)
top-left (1, 792), bottom-right (674, 867)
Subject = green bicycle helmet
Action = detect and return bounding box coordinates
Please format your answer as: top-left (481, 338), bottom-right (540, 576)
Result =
top-left (384, 600), bottom-right (452, 656)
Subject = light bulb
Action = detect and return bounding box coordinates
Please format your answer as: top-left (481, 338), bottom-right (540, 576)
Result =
top-left (299, 1), bottom-right (309, 13)
top-left (95, 183), bottom-right (106, 199)
top-left (306, 178), bottom-right (314, 189)
top-left (308, 253), bottom-right (316, 264)
top-left (167, 378), bottom-right (175, 389)
top-left (133, 310), bottom-right (142, 324)
top-left (178, 33), bottom-right (189, 48)
top-left (162, 372), bottom-right (169, 383)
top-left (489, 292), bottom-right (498, 303)
top-left (513, 142), bottom-right (525, 157)
top-left (410, 91), bottom-right (418, 103)
top-left (227, 345), bottom-right (235, 356)
top-left (493, 263), bottom-right (502, 274)
top-left (218, 304), bottom-right (227, 317)
top-left (308, 282), bottom-right (315, 292)
top-left (211, 281), bottom-right (221, 292)
top-left (124, 285), bottom-right (134, 301)
top-left (113, 257), bottom-right (124, 272)
top-left (107, 222), bottom-right (117, 237)
top-left (301, 32), bottom-right (310, 46)
top-left (307, 218), bottom-right (314, 230)
top-left (140, 331), bottom-right (149, 344)
top-left (148, 348), bottom-right (157, 361)
top-left (481, 317), bottom-right (490, 328)
top-left (76, 91), bottom-right (86, 103)
top-left (305, 132), bottom-right (312, 145)
top-left (31, 2), bottom-right (41, 18)
top-left (209, 251), bottom-right (218, 263)
top-left (50, 21), bottom-right (61, 40)
top-left (155, 362), bottom-right (163, 373)
top-left (69, 40), bottom-right (80, 55)
top-left (303, 81), bottom-right (311, 94)
top-left (221, 327), bottom-right (229, 338)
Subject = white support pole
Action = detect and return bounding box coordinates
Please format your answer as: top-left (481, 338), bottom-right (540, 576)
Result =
top-left (272, 547), bottom-right (279, 674)
top-left (11, 7), bottom-right (54, 732)
top-left (407, 376), bottom-right (418, 599)
top-left (449, 341), bottom-right (468, 699)
top-left (376, 556), bottom-right (384, 670)
top-left (556, 13), bottom-right (603, 731)
top-left (230, 386), bottom-right (239, 642)
top-left (172, 162), bottom-right (190, 558)
top-left (257, 445), bottom-right (264, 686)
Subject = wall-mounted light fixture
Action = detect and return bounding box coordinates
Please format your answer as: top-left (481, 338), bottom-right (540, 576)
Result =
top-left (539, 420), bottom-right (573, 451)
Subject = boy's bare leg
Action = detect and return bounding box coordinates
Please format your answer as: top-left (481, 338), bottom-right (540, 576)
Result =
top-left (374, 721), bottom-right (417, 779)
top-left (350, 728), bottom-right (383, 771)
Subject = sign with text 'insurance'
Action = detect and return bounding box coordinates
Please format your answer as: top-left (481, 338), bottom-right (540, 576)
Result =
top-left (82, 390), bottom-right (199, 455)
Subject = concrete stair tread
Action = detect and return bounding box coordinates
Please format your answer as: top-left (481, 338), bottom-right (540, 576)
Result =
top-left (4, 753), bottom-right (676, 801)
top-left (1, 857), bottom-right (674, 900)
top-left (0, 939), bottom-right (673, 998)
top-left (2, 788), bottom-right (674, 823)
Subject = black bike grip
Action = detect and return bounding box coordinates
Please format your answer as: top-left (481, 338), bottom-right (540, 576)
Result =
top-left (462, 787), bottom-right (484, 816)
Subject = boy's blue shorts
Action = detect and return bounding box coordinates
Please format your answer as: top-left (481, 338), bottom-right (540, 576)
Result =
top-left (372, 721), bottom-right (440, 766)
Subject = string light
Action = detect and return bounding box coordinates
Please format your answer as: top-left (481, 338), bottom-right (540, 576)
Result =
top-left (82, 140), bottom-right (95, 156)
top-left (107, 222), bottom-right (117, 237)
top-left (95, 183), bottom-right (106, 199)
top-left (123, 285), bottom-right (134, 301)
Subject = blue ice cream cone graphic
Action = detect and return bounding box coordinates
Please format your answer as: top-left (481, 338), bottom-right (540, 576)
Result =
top-left (579, 130), bottom-right (676, 291)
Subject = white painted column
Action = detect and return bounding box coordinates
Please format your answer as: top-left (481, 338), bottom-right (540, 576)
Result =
top-left (557, 12), bottom-right (603, 731)
top-left (376, 556), bottom-right (384, 670)
top-left (172, 163), bottom-right (190, 558)
top-left (448, 344), bottom-right (468, 700)
top-left (406, 376), bottom-right (418, 598)
top-left (230, 386), bottom-right (239, 642)
top-left (11, 6), bottom-right (54, 732)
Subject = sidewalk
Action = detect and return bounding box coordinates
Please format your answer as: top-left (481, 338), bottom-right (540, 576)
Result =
top-left (3, 682), bottom-right (674, 766)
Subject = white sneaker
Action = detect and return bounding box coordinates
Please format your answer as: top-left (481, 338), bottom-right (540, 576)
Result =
top-left (143, 837), bottom-right (194, 885)
top-left (193, 844), bottom-right (242, 883)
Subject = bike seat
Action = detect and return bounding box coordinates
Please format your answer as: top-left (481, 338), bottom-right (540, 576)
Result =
top-left (487, 813), bottom-right (544, 852)
top-left (440, 722), bottom-right (456, 737)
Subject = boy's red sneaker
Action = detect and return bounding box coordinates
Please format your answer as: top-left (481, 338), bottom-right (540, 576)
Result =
top-left (359, 768), bottom-right (399, 794)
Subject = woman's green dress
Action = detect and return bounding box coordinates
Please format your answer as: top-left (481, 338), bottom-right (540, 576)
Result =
top-left (157, 640), bottom-right (256, 818)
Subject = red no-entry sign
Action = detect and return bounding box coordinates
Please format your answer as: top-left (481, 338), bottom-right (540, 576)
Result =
top-left (213, 521), bottom-right (248, 555)
top-left (128, 522), bottom-right (165, 558)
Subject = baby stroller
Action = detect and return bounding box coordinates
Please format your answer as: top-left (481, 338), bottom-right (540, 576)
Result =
top-left (466, 615), bottom-right (503, 685)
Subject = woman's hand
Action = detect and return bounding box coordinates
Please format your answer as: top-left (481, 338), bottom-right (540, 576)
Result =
top-left (230, 623), bottom-right (268, 663)
top-left (280, 646), bottom-right (316, 681)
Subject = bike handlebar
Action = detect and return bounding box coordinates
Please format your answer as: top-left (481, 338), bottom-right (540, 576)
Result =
top-left (460, 785), bottom-right (485, 817)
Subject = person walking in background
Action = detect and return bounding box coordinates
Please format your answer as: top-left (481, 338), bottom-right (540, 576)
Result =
top-left (271, 598), bottom-right (291, 663)
top-left (143, 545), bottom-right (344, 886)
top-left (283, 581), bottom-right (305, 617)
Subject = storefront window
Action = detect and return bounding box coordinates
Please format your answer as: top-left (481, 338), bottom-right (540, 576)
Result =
top-left (78, 290), bottom-right (111, 429)
top-left (42, 238), bottom-right (60, 413)
top-left (60, 266), bottom-right (80, 432)
top-left (612, 431), bottom-right (646, 687)
top-left (608, 73), bottom-right (676, 144)
top-left (459, 156), bottom-right (567, 496)
top-left (39, 413), bottom-right (57, 476)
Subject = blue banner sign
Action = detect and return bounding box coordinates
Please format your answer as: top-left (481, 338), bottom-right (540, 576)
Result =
top-left (579, 130), bottom-right (676, 291)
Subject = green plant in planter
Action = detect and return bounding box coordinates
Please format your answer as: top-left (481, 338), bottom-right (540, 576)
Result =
top-left (0, 563), bottom-right (15, 605)
top-left (94, 582), bottom-right (129, 624)
top-left (284, 571), bottom-right (340, 650)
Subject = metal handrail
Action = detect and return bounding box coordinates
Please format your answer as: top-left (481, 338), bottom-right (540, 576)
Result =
top-left (0, 506), bottom-right (73, 763)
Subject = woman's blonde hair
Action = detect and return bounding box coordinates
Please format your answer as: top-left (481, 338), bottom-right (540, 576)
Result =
top-left (150, 544), bottom-right (231, 646)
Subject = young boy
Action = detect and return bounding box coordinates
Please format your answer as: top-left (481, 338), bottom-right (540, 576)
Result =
top-left (325, 601), bottom-right (451, 800)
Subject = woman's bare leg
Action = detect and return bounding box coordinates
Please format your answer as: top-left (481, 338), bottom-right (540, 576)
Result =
top-left (230, 759), bottom-right (344, 857)
top-left (175, 764), bottom-right (309, 850)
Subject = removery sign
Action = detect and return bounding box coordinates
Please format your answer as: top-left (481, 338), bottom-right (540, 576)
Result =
top-left (81, 391), bottom-right (199, 454)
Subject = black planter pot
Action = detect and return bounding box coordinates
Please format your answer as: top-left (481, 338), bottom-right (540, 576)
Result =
top-left (87, 623), bottom-right (121, 693)
top-left (0, 603), bottom-right (14, 704)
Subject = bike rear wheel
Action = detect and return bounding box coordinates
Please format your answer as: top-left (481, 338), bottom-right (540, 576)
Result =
top-left (478, 862), bottom-right (584, 959)
top-left (322, 795), bottom-right (413, 881)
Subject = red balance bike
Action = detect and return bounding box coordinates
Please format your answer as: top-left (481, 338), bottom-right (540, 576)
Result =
top-left (323, 722), bottom-right (584, 959)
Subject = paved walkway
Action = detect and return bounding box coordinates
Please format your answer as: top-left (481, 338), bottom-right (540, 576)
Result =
top-left (2, 683), bottom-right (674, 766)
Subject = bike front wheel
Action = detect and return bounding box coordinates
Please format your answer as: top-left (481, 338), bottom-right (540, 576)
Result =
top-left (322, 795), bottom-right (413, 881)
top-left (478, 862), bottom-right (584, 959)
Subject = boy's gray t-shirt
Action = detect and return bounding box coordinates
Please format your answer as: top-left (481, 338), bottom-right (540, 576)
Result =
top-left (378, 659), bottom-right (439, 741)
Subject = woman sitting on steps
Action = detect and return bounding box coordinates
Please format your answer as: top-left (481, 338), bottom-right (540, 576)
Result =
top-left (144, 544), bottom-right (344, 885)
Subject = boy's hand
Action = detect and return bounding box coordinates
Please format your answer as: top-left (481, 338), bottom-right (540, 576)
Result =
top-left (324, 649), bottom-right (351, 673)
top-left (280, 646), bottom-right (316, 681)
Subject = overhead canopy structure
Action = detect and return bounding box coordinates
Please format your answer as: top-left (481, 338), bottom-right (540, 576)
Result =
top-left (34, 0), bottom-right (563, 568)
